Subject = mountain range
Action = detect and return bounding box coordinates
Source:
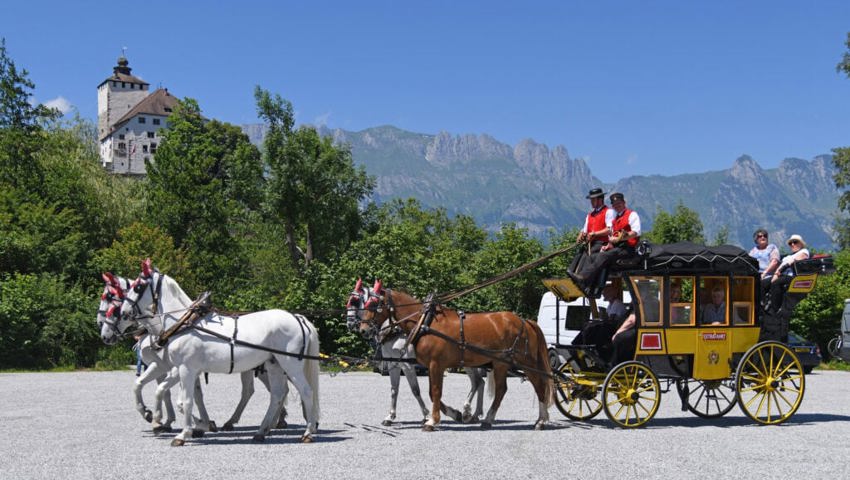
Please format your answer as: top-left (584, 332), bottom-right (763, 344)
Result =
top-left (241, 124), bottom-right (839, 250)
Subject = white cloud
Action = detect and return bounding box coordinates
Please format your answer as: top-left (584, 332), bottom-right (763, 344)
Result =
top-left (314, 111), bottom-right (332, 127)
top-left (626, 154), bottom-right (638, 165)
top-left (44, 96), bottom-right (73, 114)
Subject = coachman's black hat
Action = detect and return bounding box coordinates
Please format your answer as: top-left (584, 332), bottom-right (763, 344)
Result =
top-left (586, 188), bottom-right (605, 199)
top-left (609, 192), bottom-right (625, 203)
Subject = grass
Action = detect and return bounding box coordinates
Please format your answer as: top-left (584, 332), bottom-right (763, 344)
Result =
top-left (816, 359), bottom-right (850, 372)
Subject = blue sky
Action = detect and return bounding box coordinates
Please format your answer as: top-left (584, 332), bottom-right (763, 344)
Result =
top-left (2, 0), bottom-right (849, 182)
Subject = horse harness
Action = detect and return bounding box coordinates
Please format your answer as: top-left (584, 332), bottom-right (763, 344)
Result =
top-left (403, 298), bottom-right (535, 373)
top-left (143, 286), bottom-right (321, 372)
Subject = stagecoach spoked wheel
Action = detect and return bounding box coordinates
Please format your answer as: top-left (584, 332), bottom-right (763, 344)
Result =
top-left (602, 361), bottom-right (661, 428)
top-left (735, 341), bottom-right (805, 425)
top-left (676, 378), bottom-right (737, 419)
top-left (554, 360), bottom-right (605, 421)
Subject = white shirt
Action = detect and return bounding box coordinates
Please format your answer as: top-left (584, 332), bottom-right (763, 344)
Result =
top-left (606, 209), bottom-right (642, 236)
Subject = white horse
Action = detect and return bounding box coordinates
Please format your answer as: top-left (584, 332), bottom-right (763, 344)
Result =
top-left (120, 259), bottom-right (320, 445)
top-left (346, 280), bottom-right (488, 425)
top-left (99, 273), bottom-right (289, 433)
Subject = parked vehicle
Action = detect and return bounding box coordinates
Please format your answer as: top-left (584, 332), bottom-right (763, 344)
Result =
top-left (787, 331), bottom-right (821, 374)
top-left (536, 288), bottom-right (632, 369)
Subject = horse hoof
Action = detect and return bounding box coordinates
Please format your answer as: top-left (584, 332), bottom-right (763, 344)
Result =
top-left (534, 422), bottom-right (546, 431)
top-left (252, 434), bottom-right (266, 443)
top-left (208, 421), bottom-right (218, 433)
top-left (480, 422), bottom-right (492, 430)
top-left (171, 438), bottom-right (185, 447)
top-left (144, 410), bottom-right (153, 423)
top-left (191, 429), bottom-right (205, 438)
top-left (276, 419), bottom-right (288, 429)
top-left (301, 434), bottom-right (313, 443)
top-left (152, 425), bottom-right (171, 435)
top-left (381, 420), bottom-right (393, 427)
top-left (422, 424), bottom-right (435, 432)
top-left (222, 423), bottom-right (234, 432)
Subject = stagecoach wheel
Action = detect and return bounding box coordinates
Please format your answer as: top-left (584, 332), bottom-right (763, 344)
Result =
top-left (553, 361), bottom-right (604, 421)
top-left (602, 361), bottom-right (661, 428)
top-left (676, 378), bottom-right (737, 418)
top-left (735, 341), bottom-right (805, 425)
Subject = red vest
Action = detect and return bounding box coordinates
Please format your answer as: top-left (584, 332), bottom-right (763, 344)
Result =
top-left (612, 208), bottom-right (639, 247)
top-left (586, 206), bottom-right (609, 242)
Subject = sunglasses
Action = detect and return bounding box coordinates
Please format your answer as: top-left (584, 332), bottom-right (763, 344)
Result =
top-left (755, 234), bottom-right (767, 239)
top-left (789, 240), bottom-right (800, 245)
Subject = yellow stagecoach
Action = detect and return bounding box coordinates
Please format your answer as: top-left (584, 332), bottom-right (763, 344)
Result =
top-left (549, 241), bottom-right (833, 428)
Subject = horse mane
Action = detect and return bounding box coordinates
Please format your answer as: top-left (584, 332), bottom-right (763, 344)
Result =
top-left (161, 273), bottom-right (194, 307)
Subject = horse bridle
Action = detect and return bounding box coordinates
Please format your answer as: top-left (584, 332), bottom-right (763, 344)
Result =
top-left (98, 278), bottom-right (140, 338)
top-left (123, 271), bottom-right (164, 330)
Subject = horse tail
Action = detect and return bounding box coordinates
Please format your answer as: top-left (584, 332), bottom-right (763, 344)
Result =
top-left (304, 321), bottom-right (321, 423)
top-left (532, 320), bottom-right (554, 407)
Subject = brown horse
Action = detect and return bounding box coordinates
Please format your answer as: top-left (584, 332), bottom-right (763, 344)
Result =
top-left (353, 280), bottom-right (553, 431)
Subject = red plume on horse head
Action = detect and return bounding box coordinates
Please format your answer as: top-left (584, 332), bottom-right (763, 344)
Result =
top-left (354, 278), bottom-right (363, 293)
top-left (373, 279), bottom-right (383, 295)
top-left (141, 258), bottom-right (153, 278)
top-left (102, 272), bottom-right (119, 287)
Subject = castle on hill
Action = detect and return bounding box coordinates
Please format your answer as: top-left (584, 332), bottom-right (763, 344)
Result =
top-left (97, 56), bottom-right (178, 175)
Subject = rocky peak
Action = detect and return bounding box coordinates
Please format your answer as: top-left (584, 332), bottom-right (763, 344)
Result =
top-left (424, 131), bottom-right (513, 167)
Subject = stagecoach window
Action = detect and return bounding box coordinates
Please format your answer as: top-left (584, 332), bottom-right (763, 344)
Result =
top-left (631, 276), bottom-right (662, 326)
top-left (731, 277), bottom-right (755, 325)
top-left (698, 277), bottom-right (729, 326)
top-left (669, 276), bottom-right (695, 326)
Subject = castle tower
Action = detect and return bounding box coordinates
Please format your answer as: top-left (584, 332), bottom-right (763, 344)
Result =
top-left (97, 56), bottom-right (149, 140)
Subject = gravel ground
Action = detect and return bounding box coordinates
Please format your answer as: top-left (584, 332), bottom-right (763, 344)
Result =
top-left (2, 368), bottom-right (850, 479)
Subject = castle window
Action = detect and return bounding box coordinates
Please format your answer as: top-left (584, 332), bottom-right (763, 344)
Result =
top-left (122, 82), bottom-right (126, 88)
top-left (138, 117), bottom-right (146, 124)
top-left (153, 118), bottom-right (161, 125)
top-left (151, 143), bottom-right (157, 154)
top-left (142, 145), bottom-right (148, 153)
top-left (164, 107), bottom-right (172, 113)
top-left (118, 134), bottom-right (125, 140)
top-left (147, 132), bottom-right (154, 139)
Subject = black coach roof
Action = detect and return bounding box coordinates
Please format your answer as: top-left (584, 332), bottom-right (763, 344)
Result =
top-left (613, 241), bottom-right (759, 275)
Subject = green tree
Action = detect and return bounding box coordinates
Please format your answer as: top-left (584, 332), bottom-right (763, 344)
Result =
top-left (645, 201), bottom-right (705, 244)
top-left (711, 225), bottom-right (730, 246)
top-left (257, 87), bottom-right (374, 268)
top-left (282, 126), bottom-right (374, 266)
top-left (0, 38), bottom-right (60, 194)
top-left (791, 250), bottom-right (850, 357)
top-left (0, 272), bottom-right (98, 369)
top-left (145, 98), bottom-right (263, 293)
top-left (255, 86), bottom-right (299, 266)
top-left (457, 223), bottom-right (545, 318)
top-left (90, 222), bottom-right (191, 284)
top-left (833, 32), bottom-right (850, 247)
